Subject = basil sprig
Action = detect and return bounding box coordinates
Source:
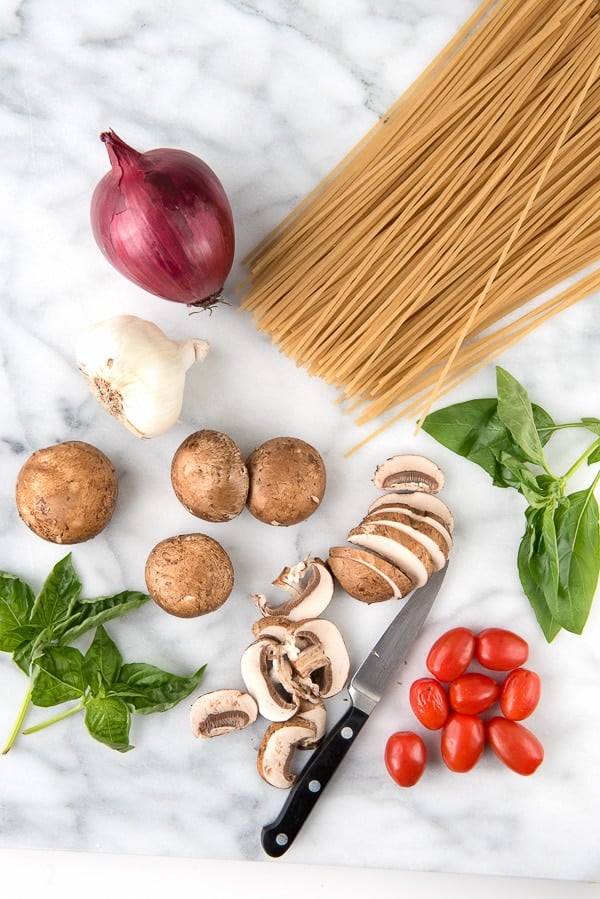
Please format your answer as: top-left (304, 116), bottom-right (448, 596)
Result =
top-left (0, 555), bottom-right (206, 752)
top-left (422, 366), bottom-right (600, 642)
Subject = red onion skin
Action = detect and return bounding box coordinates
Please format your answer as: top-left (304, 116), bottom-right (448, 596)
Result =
top-left (91, 130), bottom-right (235, 308)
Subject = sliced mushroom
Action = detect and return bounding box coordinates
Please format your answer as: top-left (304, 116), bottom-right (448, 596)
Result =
top-left (327, 545), bottom-right (414, 603)
top-left (296, 699), bottom-right (327, 748)
top-left (373, 454), bottom-right (444, 493)
top-left (365, 503), bottom-right (453, 551)
top-left (190, 689), bottom-right (258, 738)
top-left (368, 491), bottom-right (454, 534)
top-left (257, 717), bottom-right (318, 788)
top-left (250, 556), bottom-right (334, 621)
top-left (348, 521), bottom-right (434, 586)
top-left (251, 615), bottom-right (295, 644)
top-left (240, 637), bottom-right (300, 721)
top-left (361, 510), bottom-right (449, 570)
top-left (290, 618), bottom-right (350, 698)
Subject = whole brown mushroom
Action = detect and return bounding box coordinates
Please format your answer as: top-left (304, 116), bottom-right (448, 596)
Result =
top-left (145, 533), bottom-right (234, 618)
top-left (15, 440), bottom-right (118, 544)
top-left (245, 436), bottom-right (326, 526)
top-left (171, 429), bottom-right (249, 522)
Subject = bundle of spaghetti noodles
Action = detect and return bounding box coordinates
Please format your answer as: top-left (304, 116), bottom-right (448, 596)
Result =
top-left (241, 0), bottom-right (600, 441)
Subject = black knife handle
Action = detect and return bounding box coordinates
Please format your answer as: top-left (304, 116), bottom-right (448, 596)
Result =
top-left (261, 704), bottom-right (369, 857)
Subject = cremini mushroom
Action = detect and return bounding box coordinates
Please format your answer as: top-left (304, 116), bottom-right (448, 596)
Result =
top-left (362, 509), bottom-right (449, 570)
top-left (144, 533), bottom-right (234, 618)
top-left (250, 556), bottom-right (334, 620)
top-left (290, 618), bottom-right (350, 699)
top-left (245, 436), bottom-right (326, 526)
top-left (327, 545), bottom-right (414, 604)
top-left (15, 440), bottom-right (118, 544)
top-left (347, 521), bottom-right (434, 587)
top-left (367, 491), bottom-right (454, 534)
top-left (372, 454), bottom-right (445, 493)
top-left (257, 717), bottom-right (317, 788)
top-left (190, 689), bottom-right (258, 738)
top-left (240, 637), bottom-right (300, 721)
top-left (296, 698), bottom-right (327, 748)
top-left (171, 429), bottom-right (249, 522)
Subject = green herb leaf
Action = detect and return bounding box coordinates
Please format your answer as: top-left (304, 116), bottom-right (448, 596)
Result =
top-left (495, 452), bottom-right (550, 506)
top-left (0, 573), bottom-right (36, 652)
top-left (60, 590), bottom-right (150, 644)
top-left (588, 443), bottom-right (600, 465)
top-left (496, 367), bottom-right (547, 467)
top-left (31, 645), bottom-right (86, 707)
top-left (421, 397), bottom-right (555, 487)
top-left (581, 417), bottom-right (600, 436)
top-left (84, 697), bottom-right (133, 752)
top-left (110, 662), bottom-right (206, 714)
top-left (83, 626), bottom-right (122, 690)
top-left (553, 489), bottom-right (600, 634)
top-left (30, 555), bottom-right (82, 637)
top-left (517, 509), bottom-right (562, 642)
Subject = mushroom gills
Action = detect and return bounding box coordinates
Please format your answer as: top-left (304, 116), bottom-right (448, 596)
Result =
top-left (250, 557), bottom-right (334, 620)
top-left (327, 545), bottom-right (414, 603)
top-left (190, 689), bottom-right (258, 738)
top-left (372, 454), bottom-right (445, 493)
top-left (240, 637), bottom-right (300, 721)
top-left (348, 522), bottom-right (433, 587)
top-left (290, 618), bottom-right (350, 698)
top-left (257, 717), bottom-right (318, 788)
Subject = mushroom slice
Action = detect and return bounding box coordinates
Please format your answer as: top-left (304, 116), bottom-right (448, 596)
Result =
top-left (257, 717), bottom-right (318, 789)
top-left (365, 503), bottom-right (453, 551)
top-left (348, 522), bottom-right (433, 587)
top-left (361, 510), bottom-right (449, 570)
top-left (368, 491), bottom-right (454, 535)
top-left (327, 545), bottom-right (414, 603)
top-left (291, 618), bottom-right (350, 699)
top-left (251, 615), bottom-right (293, 644)
top-left (240, 637), bottom-right (300, 721)
top-left (296, 699), bottom-right (327, 748)
top-left (190, 689), bottom-right (258, 739)
top-left (251, 556), bottom-right (334, 621)
top-left (373, 454), bottom-right (444, 493)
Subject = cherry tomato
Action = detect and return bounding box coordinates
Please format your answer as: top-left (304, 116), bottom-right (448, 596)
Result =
top-left (475, 628), bottom-right (529, 671)
top-left (486, 716), bottom-right (544, 775)
top-left (499, 668), bottom-right (541, 720)
top-left (426, 627), bottom-right (476, 682)
top-left (440, 712), bottom-right (485, 773)
top-left (409, 677), bottom-right (449, 730)
top-left (384, 731), bottom-right (427, 787)
top-left (448, 672), bottom-right (500, 714)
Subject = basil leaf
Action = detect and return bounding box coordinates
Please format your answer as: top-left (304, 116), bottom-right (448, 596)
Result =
top-left (83, 626), bottom-right (122, 690)
top-left (60, 590), bottom-right (150, 644)
top-left (31, 645), bottom-right (86, 707)
top-left (84, 697), bottom-right (133, 752)
top-left (0, 573), bottom-right (36, 652)
top-left (496, 367), bottom-right (547, 467)
top-left (553, 489), bottom-right (600, 634)
top-left (588, 444), bottom-right (600, 465)
top-left (110, 662), bottom-right (206, 714)
top-left (495, 452), bottom-right (550, 505)
top-left (422, 397), bottom-right (555, 486)
top-left (30, 555), bottom-right (82, 637)
top-left (581, 417), bottom-right (600, 436)
top-left (517, 510), bottom-right (562, 642)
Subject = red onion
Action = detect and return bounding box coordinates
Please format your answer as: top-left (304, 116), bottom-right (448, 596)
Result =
top-left (90, 130), bottom-right (235, 308)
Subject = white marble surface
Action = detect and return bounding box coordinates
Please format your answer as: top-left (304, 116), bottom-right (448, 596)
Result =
top-left (1, 0), bottom-right (599, 888)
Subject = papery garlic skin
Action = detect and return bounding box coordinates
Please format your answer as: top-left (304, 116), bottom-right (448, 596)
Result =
top-left (76, 315), bottom-right (209, 438)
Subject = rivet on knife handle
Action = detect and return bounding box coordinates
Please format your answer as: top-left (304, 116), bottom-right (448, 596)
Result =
top-left (261, 704), bottom-right (369, 857)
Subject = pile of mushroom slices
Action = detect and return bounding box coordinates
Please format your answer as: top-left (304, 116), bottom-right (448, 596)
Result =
top-left (327, 454), bottom-right (454, 604)
top-left (190, 557), bottom-right (350, 789)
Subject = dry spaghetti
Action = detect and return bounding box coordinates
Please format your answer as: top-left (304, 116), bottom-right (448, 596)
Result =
top-left (241, 0), bottom-right (600, 443)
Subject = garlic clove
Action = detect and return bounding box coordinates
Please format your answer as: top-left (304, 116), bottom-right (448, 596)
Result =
top-left (76, 315), bottom-right (209, 438)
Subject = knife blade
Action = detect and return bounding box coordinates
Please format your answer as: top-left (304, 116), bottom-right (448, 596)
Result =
top-left (261, 562), bottom-right (448, 857)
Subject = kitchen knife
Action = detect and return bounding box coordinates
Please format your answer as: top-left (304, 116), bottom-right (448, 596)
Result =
top-left (261, 563), bottom-right (448, 857)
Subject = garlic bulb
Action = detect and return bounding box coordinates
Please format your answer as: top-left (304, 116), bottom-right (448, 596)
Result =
top-left (76, 315), bottom-right (209, 438)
